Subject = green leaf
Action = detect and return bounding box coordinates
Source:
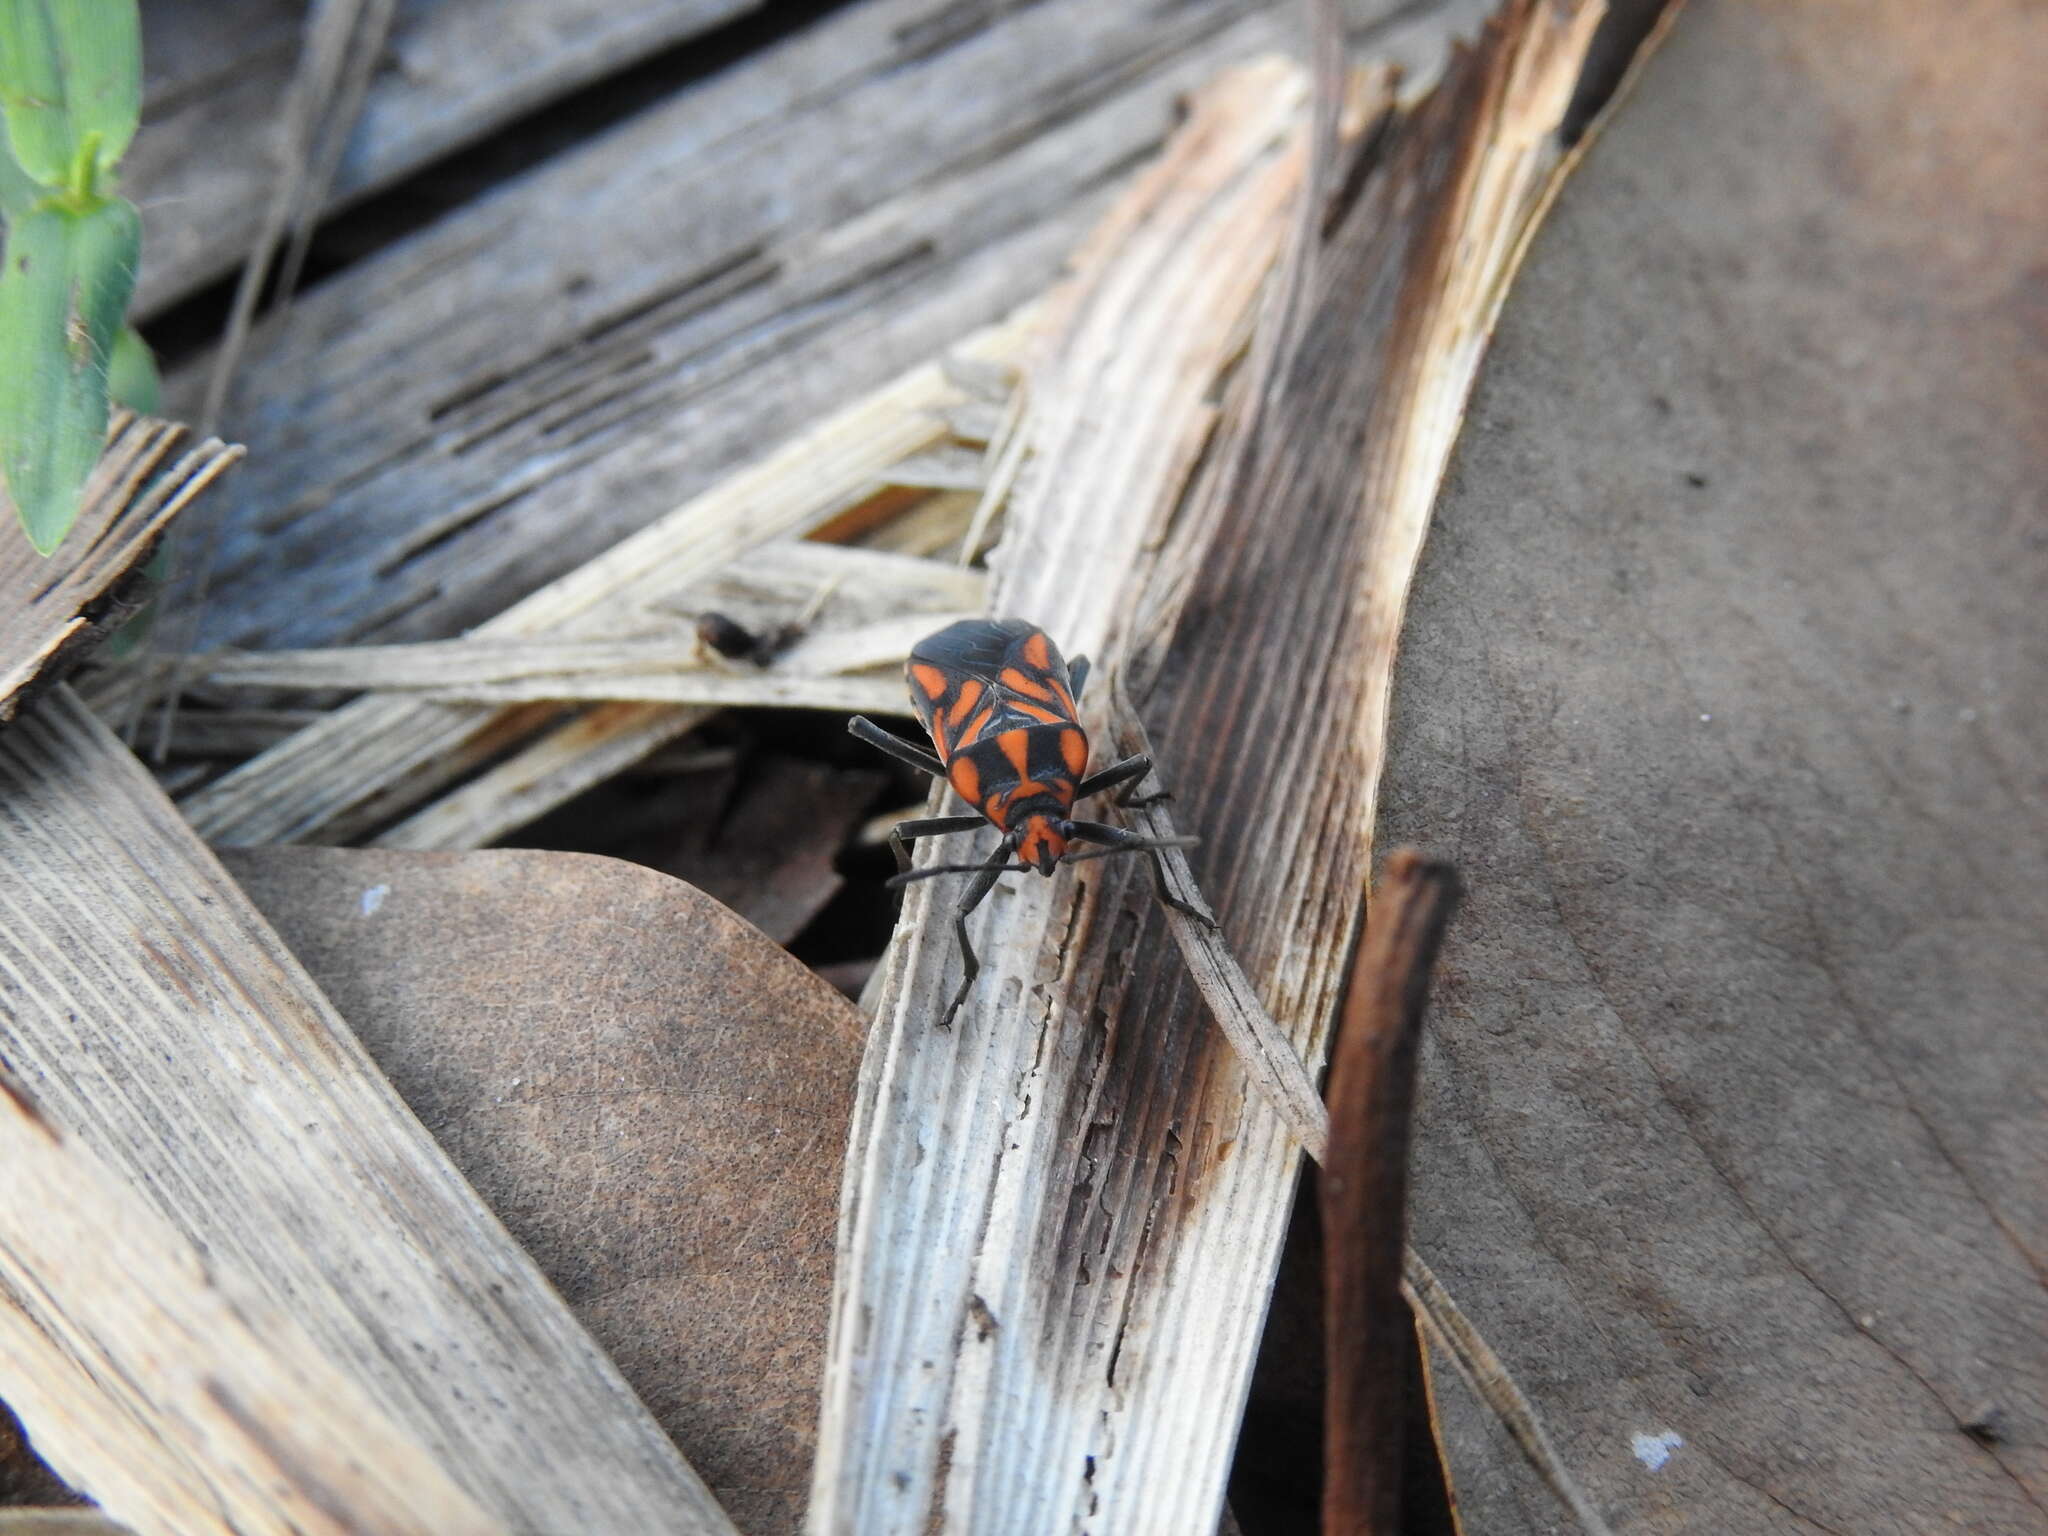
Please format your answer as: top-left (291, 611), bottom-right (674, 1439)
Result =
top-left (0, 195), bottom-right (140, 553)
top-left (0, 1), bottom-right (142, 188)
top-left (105, 321), bottom-right (155, 413)
top-left (0, 137), bottom-right (43, 219)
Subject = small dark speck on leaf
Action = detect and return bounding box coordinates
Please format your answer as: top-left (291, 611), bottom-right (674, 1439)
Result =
top-left (1960, 1411), bottom-right (2004, 1448)
top-left (968, 1293), bottom-right (999, 1341)
top-left (1684, 471), bottom-right (1709, 488)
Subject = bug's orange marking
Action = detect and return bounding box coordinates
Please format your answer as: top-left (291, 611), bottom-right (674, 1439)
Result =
top-left (949, 755), bottom-right (981, 805)
top-left (947, 678), bottom-right (985, 727)
top-left (1022, 631), bottom-right (1052, 670)
top-left (1059, 727), bottom-right (1088, 778)
top-left (959, 703), bottom-right (996, 745)
top-left (1011, 700), bottom-right (1064, 726)
top-left (911, 662), bottom-right (949, 700)
top-left (999, 666), bottom-right (1057, 703)
top-left (996, 729), bottom-right (1032, 779)
top-left (929, 717), bottom-right (950, 758)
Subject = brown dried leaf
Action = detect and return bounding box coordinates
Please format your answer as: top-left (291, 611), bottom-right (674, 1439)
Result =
top-left (1380, 0), bottom-right (2048, 1528)
top-left (224, 846), bottom-right (864, 1536)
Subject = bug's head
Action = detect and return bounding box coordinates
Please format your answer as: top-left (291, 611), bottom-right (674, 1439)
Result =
top-left (1014, 815), bottom-right (1071, 877)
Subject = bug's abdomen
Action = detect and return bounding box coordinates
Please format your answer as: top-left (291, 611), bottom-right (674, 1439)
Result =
top-left (946, 725), bottom-right (1086, 830)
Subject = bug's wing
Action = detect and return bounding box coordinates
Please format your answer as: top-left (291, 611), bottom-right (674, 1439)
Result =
top-left (920, 619), bottom-right (1076, 701)
top-left (907, 618), bottom-right (1082, 756)
top-left (906, 619), bottom-right (1027, 757)
top-left (909, 617), bottom-right (1041, 682)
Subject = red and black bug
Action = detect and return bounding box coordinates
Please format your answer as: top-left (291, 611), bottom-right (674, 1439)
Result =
top-left (849, 616), bottom-right (1205, 1023)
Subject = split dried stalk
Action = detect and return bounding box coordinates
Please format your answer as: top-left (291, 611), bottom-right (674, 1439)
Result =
top-left (0, 413), bottom-right (242, 725)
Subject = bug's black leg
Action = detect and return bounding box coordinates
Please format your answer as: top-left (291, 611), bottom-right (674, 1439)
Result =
top-left (1075, 752), bottom-right (1171, 810)
top-left (940, 839), bottom-right (1017, 1027)
top-left (849, 715), bottom-right (944, 777)
top-left (886, 814), bottom-right (987, 874)
top-left (1067, 655), bottom-right (1091, 703)
top-left (1065, 820), bottom-right (1217, 927)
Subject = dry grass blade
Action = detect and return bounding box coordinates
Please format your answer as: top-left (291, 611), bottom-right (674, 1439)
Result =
top-left (419, 672), bottom-right (906, 713)
top-left (183, 613), bottom-right (971, 718)
top-left (1107, 699), bottom-right (1328, 1164)
top-left (956, 384), bottom-right (1028, 568)
top-left (191, 638), bottom-right (755, 689)
top-left (0, 1512), bottom-right (133, 1535)
top-left (135, 0), bottom-right (401, 757)
top-left (199, 0), bottom-right (400, 432)
top-left (0, 1064), bottom-right (504, 1536)
top-left (811, 58), bottom-right (1313, 1535)
top-left (177, 316), bottom-right (1030, 846)
top-left (348, 551), bottom-right (977, 849)
top-left (369, 701), bottom-right (706, 850)
top-left (119, 709), bottom-right (325, 759)
top-left (0, 414), bottom-right (242, 726)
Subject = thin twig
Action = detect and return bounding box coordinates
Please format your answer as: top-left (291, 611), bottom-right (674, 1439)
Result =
top-left (1113, 698), bottom-right (1331, 1159)
top-left (1400, 1253), bottom-right (1616, 1536)
top-left (1322, 849), bottom-right (1460, 1536)
top-left (134, 0), bottom-right (401, 760)
top-left (200, 0), bottom-right (399, 436)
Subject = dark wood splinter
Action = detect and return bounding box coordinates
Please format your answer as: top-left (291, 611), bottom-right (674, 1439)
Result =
top-left (1322, 848), bottom-right (1462, 1536)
